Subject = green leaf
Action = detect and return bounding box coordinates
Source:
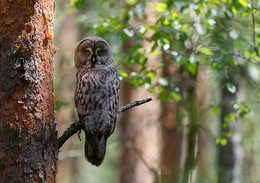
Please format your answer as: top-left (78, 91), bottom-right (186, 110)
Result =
top-left (188, 63), bottom-right (198, 75)
top-left (150, 33), bottom-right (161, 42)
top-left (70, 0), bottom-right (86, 8)
top-left (238, 0), bottom-right (248, 7)
top-left (224, 113), bottom-right (238, 122)
top-left (123, 28), bottom-right (134, 37)
top-left (151, 50), bottom-right (161, 55)
top-left (257, 92), bottom-right (260, 102)
top-left (146, 70), bottom-right (156, 79)
top-left (198, 46), bottom-right (213, 56)
top-left (233, 102), bottom-right (251, 118)
top-left (126, 0), bottom-right (138, 6)
top-left (170, 91), bottom-right (182, 101)
top-left (228, 59), bottom-right (238, 66)
top-left (154, 2), bottom-right (167, 12)
top-left (211, 106), bottom-right (220, 114)
top-left (216, 137), bottom-right (227, 146)
top-left (119, 71), bottom-right (128, 78)
top-left (161, 38), bottom-right (170, 45)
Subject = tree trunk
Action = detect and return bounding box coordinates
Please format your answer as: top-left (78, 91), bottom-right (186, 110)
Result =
top-left (218, 77), bottom-right (244, 183)
top-left (160, 52), bottom-right (184, 182)
top-left (119, 82), bottom-right (161, 183)
top-left (0, 0), bottom-right (57, 182)
top-left (180, 70), bottom-right (198, 183)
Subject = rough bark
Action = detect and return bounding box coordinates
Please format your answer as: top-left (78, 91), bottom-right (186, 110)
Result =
top-left (0, 0), bottom-right (57, 182)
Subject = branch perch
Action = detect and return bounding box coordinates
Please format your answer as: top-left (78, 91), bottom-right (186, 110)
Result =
top-left (58, 97), bottom-right (152, 149)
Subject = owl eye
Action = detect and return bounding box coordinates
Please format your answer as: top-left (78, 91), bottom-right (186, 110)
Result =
top-left (97, 49), bottom-right (103, 55)
top-left (86, 50), bottom-right (91, 55)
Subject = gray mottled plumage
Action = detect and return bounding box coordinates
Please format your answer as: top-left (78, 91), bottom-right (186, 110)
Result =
top-left (74, 37), bottom-right (120, 166)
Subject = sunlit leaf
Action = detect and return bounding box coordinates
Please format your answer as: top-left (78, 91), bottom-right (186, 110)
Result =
top-left (229, 30), bottom-right (239, 40)
top-left (257, 92), bottom-right (260, 102)
top-left (238, 0), bottom-right (248, 7)
top-left (211, 106), bottom-right (220, 114)
top-left (154, 2), bottom-right (167, 12)
top-left (224, 113), bottom-right (238, 122)
top-left (119, 71), bottom-right (128, 78)
top-left (70, 0), bottom-right (86, 8)
top-left (151, 50), bottom-right (161, 55)
top-left (134, 3), bottom-right (146, 19)
top-left (170, 91), bottom-right (182, 101)
top-left (158, 78), bottom-right (169, 86)
top-left (198, 46), bottom-right (213, 55)
top-left (123, 28), bottom-right (134, 37)
top-left (195, 24), bottom-right (206, 35)
top-left (163, 44), bottom-right (170, 50)
top-left (226, 83), bottom-right (237, 93)
top-left (216, 137), bottom-right (227, 146)
top-left (228, 59), bottom-right (238, 66)
top-left (188, 63), bottom-right (198, 75)
top-left (136, 25), bottom-right (146, 34)
top-left (126, 0), bottom-right (138, 6)
top-left (146, 70), bottom-right (156, 78)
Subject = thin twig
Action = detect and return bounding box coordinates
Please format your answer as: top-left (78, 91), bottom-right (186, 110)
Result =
top-left (58, 97), bottom-right (153, 149)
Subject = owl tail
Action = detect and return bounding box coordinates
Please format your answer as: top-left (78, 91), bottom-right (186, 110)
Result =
top-left (84, 134), bottom-right (107, 166)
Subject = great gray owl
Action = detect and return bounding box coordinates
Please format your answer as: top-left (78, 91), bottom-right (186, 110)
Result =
top-left (74, 36), bottom-right (120, 166)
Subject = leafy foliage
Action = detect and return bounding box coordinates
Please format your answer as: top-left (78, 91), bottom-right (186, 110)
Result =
top-left (72, 0), bottom-right (260, 139)
top-left (69, 0), bottom-right (260, 181)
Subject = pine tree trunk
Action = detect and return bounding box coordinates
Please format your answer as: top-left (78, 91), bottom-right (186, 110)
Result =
top-left (0, 0), bottom-right (57, 182)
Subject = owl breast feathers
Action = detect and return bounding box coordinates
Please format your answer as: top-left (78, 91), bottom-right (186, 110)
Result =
top-left (74, 36), bottom-right (120, 166)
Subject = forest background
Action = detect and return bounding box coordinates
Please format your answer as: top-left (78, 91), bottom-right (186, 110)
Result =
top-left (54, 0), bottom-right (260, 183)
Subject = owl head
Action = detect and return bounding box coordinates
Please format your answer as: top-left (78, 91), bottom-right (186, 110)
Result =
top-left (74, 36), bottom-right (114, 69)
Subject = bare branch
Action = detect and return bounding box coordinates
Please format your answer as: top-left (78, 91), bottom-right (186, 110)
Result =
top-left (58, 98), bottom-right (153, 149)
top-left (58, 120), bottom-right (83, 149)
top-left (119, 97), bottom-right (152, 113)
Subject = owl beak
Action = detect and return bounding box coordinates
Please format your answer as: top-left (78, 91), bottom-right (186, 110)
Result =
top-left (92, 56), bottom-right (96, 63)
top-left (91, 55), bottom-right (96, 68)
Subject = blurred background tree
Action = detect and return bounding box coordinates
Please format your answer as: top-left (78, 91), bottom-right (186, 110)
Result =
top-left (54, 0), bottom-right (260, 182)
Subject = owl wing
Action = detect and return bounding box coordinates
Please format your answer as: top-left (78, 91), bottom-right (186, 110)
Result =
top-left (105, 70), bottom-right (120, 135)
top-left (95, 68), bottom-right (120, 137)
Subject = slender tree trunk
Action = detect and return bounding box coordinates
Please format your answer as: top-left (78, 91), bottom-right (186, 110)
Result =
top-left (180, 71), bottom-right (198, 183)
top-left (0, 0), bottom-right (57, 182)
top-left (218, 86), bottom-right (236, 183)
top-left (218, 76), bottom-right (244, 183)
